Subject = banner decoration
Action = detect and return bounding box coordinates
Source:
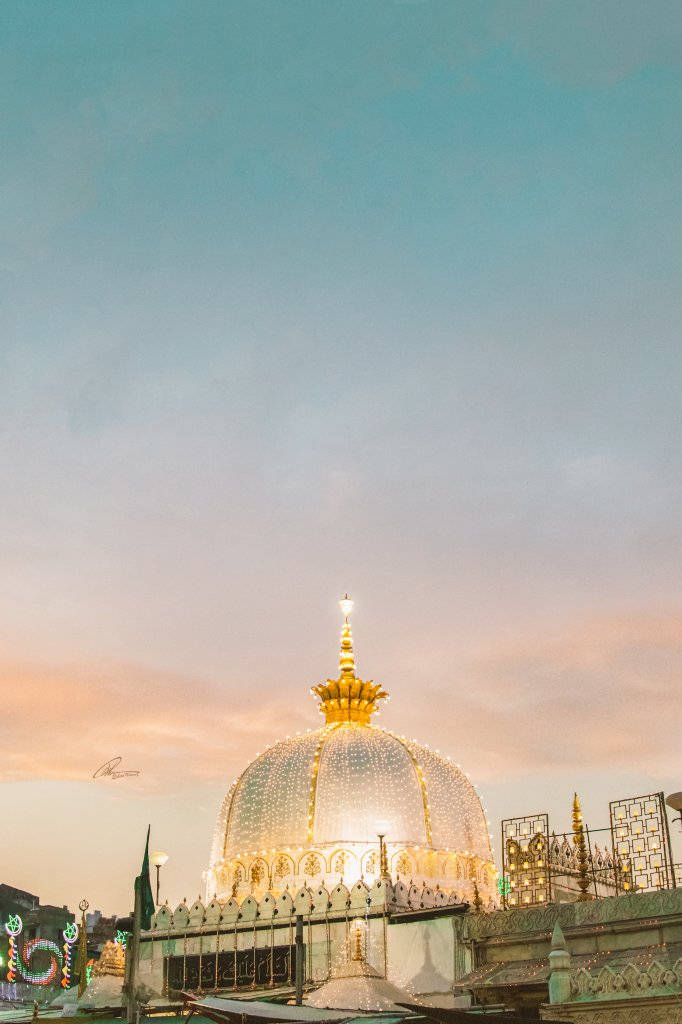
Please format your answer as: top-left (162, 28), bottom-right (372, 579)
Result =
top-left (61, 922), bottom-right (79, 988)
top-left (18, 938), bottom-right (62, 985)
top-left (4, 915), bottom-right (22, 983)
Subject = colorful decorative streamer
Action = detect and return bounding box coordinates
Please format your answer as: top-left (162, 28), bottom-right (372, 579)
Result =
top-left (85, 959), bottom-right (94, 986)
top-left (115, 930), bottom-right (129, 948)
top-left (4, 914), bottom-right (22, 983)
top-left (18, 938), bottom-right (62, 986)
top-left (61, 922), bottom-right (79, 988)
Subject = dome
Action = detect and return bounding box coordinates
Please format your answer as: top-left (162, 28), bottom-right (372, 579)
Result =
top-left (207, 598), bottom-right (495, 903)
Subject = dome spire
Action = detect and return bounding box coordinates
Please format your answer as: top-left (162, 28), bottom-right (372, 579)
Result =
top-left (311, 595), bottom-right (389, 725)
top-left (339, 594), bottom-right (355, 679)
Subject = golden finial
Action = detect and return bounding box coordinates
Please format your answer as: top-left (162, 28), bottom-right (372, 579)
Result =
top-left (572, 793), bottom-right (591, 901)
top-left (339, 594), bottom-right (355, 679)
top-left (311, 595), bottom-right (388, 725)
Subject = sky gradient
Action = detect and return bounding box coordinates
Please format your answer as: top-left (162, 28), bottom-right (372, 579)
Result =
top-left (1, 0), bottom-right (681, 914)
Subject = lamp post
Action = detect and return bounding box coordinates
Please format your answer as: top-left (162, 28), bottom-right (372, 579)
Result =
top-left (150, 851), bottom-right (169, 905)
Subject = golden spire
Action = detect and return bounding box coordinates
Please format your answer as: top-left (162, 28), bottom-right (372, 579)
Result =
top-left (339, 594), bottom-right (356, 679)
top-left (311, 595), bottom-right (388, 725)
top-left (572, 793), bottom-right (592, 902)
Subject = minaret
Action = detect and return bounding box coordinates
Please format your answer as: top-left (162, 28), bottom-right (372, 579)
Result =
top-left (311, 595), bottom-right (388, 725)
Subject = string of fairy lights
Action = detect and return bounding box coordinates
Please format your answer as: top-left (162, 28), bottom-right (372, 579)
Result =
top-left (206, 598), bottom-right (496, 904)
top-left (2, 914), bottom-right (84, 988)
top-left (206, 719), bottom-right (496, 903)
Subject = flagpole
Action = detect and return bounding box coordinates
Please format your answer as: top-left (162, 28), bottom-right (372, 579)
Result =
top-left (125, 876), bottom-right (142, 1024)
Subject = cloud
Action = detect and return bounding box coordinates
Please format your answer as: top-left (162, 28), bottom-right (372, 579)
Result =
top-left (391, 611), bottom-right (681, 782)
top-left (491, 0), bottom-right (682, 87)
top-left (3, 611), bottom-right (679, 799)
top-left (1, 657), bottom-right (313, 789)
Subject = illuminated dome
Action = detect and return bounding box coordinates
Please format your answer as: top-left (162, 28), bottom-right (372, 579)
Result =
top-left (207, 598), bottom-right (495, 903)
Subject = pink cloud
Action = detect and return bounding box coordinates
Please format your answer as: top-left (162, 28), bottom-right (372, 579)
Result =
top-left (1, 658), bottom-right (313, 789)
top-left (386, 610), bottom-right (682, 782)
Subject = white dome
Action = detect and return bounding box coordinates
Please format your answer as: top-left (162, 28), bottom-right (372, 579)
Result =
top-left (215, 723), bottom-right (489, 857)
top-left (207, 604), bottom-right (495, 902)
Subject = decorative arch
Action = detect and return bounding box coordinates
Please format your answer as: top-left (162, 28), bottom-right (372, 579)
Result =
top-left (272, 853), bottom-right (294, 883)
top-left (250, 858), bottom-right (267, 886)
top-left (331, 849), bottom-right (355, 876)
top-left (363, 850), bottom-right (379, 876)
top-left (300, 852), bottom-right (323, 878)
top-left (393, 850), bottom-right (414, 878)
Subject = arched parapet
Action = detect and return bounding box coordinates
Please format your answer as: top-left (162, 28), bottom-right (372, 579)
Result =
top-left (329, 883), bottom-right (350, 912)
top-left (189, 899), bottom-right (205, 927)
top-left (294, 886), bottom-right (314, 916)
top-left (173, 902), bottom-right (190, 929)
top-left (389, 879), bottom-right (410, 909)
top-left (312, 886), bottom-right (330, 914)
top-left (258, 892), bottom-right (277, 920)
top-left (433, 888), bottom-right (447, 907)
top-left (573, 968), bottom-right (591, 997)
top-left (349, 879), bottom-right (370, 911)
top-left (421, 885), bottom-right (435, 908)
top-left (239, 895), bottom-right (259, 922)
top-left (368, 878), bottom-right (390, 907)
top-left (153, 904), bottom-right (172, 930)
top-left (276, 891), bottom-right (294, 918)
top-left (204, 899), bottom-right (222, 925)
top-left (595, 966), bottom-right (615, 993)
top-left (220, 898), bottom-right (240, 925)
top-left (407, 883), bottom-right (421, 908)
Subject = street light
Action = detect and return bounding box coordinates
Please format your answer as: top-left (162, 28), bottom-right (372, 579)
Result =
top-left (150, 851), bottom-right (169, 905)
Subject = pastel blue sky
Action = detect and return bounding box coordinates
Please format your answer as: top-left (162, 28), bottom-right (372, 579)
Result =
top-left (1, 1), bottom-right (681, 912)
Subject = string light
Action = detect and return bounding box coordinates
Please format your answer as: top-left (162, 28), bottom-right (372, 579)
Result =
top-left (207, 599), bottom-right (495, 903)
top-left (61, 922), bottom-right (78, 988)
top-left (4, 915), bottom-right (22, 983)
top-left (18, 938), bottom-right (62, 985)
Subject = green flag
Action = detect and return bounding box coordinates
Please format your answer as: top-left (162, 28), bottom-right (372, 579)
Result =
top-left (136, 826), bottom-right (155, 930)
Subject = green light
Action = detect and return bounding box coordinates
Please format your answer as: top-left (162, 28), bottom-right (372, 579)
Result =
top-left (497, 876), bottom-right (511, 897)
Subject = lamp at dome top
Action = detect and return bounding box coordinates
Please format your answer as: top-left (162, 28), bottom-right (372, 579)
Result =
top-left (339, 594), bottom-right (354, 619)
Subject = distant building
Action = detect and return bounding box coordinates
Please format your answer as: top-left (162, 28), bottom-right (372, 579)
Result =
top-left (0, 883), bottom-right (74, 948)
top-left (85, 909), bottom-right (119, 953)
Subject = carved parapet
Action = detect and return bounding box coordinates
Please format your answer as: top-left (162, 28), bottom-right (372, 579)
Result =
top-left (568, 958), bottom-right (682, 1002)
top-left (466, 886), bottom-right (682, 940)
top-left (148, 877), bottom-right (461, 933)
